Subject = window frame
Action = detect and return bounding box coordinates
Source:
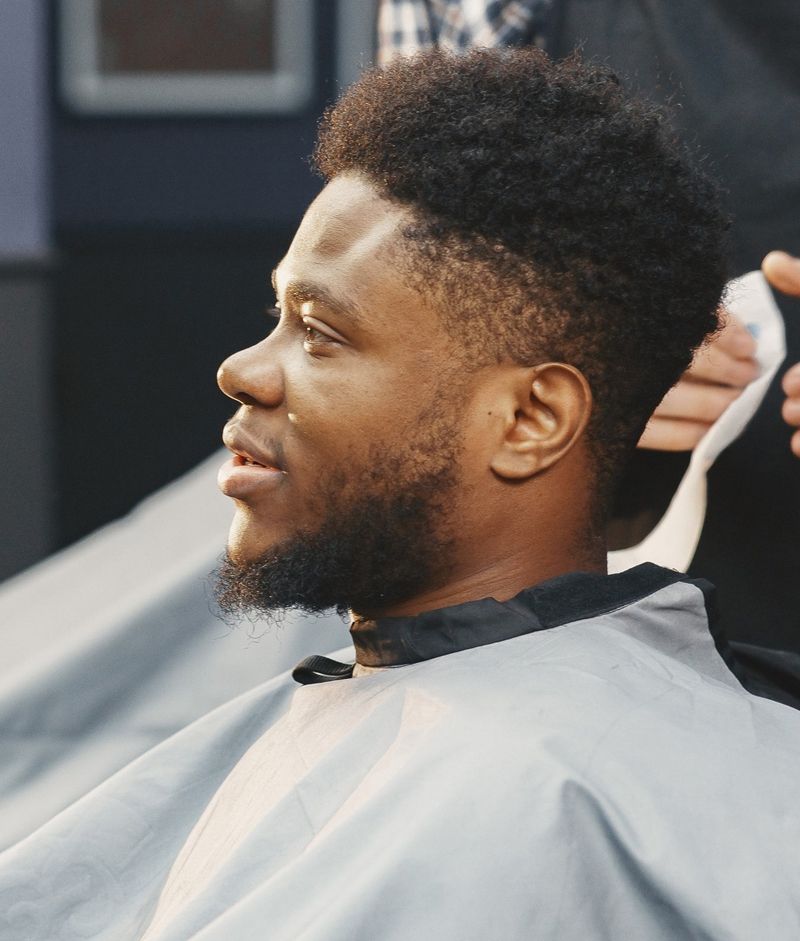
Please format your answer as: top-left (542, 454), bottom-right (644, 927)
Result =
top-left (58, 0), bottom-right (314, 115)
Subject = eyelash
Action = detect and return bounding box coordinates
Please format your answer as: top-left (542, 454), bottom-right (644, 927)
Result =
top-left (303, 323), bottom-right (331, 347)
top-left (265, 303), bottom-right (337, 350)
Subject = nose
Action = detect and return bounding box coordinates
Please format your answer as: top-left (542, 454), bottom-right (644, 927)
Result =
top-left (217, 339), bottom-right (284, 408)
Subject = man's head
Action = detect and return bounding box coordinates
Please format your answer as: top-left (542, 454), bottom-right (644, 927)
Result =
top-left (215, 49), bottom-right (727, 620)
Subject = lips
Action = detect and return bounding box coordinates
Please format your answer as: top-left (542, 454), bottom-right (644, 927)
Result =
top-left (218, 423), bottom-right (287, 499)
top-left (222, 423), bottom-right (284, 471)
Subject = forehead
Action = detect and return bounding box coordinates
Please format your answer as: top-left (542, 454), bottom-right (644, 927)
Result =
top-left (275, 174), bottom-right (422, 322)
top-left (291, 174), bottom-right (403, 260)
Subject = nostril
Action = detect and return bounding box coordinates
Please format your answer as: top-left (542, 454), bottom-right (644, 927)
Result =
top-left (233, 391), bottom-right (260, 407)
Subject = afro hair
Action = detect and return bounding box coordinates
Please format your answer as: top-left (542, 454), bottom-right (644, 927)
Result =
top-left (314, 48), bottom-right (729, 504)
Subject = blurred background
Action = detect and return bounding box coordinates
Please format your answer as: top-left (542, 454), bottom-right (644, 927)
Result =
top-left (0, 0), bottom-right (376, 583)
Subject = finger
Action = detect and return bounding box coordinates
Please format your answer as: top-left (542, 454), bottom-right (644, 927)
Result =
top-left (781, 362), bottom-right (800, 397)
top-left (782, 396), bottom-right (800, 428)
top-left (713, 311), bottom-right (758, 359)
top-left (638, 416), bottom-right (711, 452)
top-left (791, 429), bottom-right (800, 460)
top-left (653, 380), bottom-right (741, 424)
top-left (688, 346), bottom-right (759, 387)
top-left (762, 251), bottom-right (800, 296)
top-left (689, 314), bottom-right (758, 387)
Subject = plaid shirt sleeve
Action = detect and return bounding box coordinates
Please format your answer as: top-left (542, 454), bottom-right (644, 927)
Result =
top-left (377, 0), bottom-right (554, 64)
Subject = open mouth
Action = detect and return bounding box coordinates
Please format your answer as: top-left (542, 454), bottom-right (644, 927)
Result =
top-left (218, 447), bottom-right (284, 497)
top-left (232, 452), bottom-right (282, 472)
top-left (221, 422), bottom-right (284, 474)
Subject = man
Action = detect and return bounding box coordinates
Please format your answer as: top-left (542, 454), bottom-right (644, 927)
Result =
top-left (2, 50), bottom-right (800, 940)
top-left (377, 0), bottom-right (800, 654)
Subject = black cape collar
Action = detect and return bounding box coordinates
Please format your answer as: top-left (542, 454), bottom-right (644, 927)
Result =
top-left (292, 563), bottom-right (687, 684)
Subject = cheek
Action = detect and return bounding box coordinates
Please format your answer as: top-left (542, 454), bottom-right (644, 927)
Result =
top-left (285, 368), bottom-right (419, 458)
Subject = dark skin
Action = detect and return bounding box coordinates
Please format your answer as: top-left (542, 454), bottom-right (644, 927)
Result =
top-left (217, 174), bottom-right (605, 620)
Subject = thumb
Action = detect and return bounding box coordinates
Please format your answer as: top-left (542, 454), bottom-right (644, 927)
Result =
top-left (762, 251), bottom-right (800, 297)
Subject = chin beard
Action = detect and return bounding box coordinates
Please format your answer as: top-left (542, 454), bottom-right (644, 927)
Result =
top-left (213, 464), bottom-right (458, 621)
top-left (213, 406), bottom-right (464, 622)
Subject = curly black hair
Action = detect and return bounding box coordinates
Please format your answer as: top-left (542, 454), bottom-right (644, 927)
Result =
top-left (314, 49), bottom-right (728, 506)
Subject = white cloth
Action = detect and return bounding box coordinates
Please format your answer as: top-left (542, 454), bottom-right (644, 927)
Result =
top-left (609, 270), bottom-right (786, 572)
top-left (0, 451), bottom-right (349, 850)
top-left (2, 576), bottom-right (799, 939)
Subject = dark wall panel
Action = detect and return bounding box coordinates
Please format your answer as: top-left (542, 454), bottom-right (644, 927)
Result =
top-left (54, 120), bottom-right (323, 230)
top-left (48, 1), bottom-right (342, 549)
top-left (54, 231), bottom-right (290, 546)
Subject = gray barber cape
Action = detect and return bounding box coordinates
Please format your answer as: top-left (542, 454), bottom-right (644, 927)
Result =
top-left (0, 450), bottom-right (349, 850)
top-left (2, 564), bottom-right (799, 940)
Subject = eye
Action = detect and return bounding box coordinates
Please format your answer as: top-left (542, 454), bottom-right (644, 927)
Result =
top-left (302, 316), bottom-right (342, 351)
top-left (303, 324), bottom-right (335, 349)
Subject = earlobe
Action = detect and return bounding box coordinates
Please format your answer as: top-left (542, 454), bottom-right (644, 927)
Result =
top-left (490, 364), bottom-right (592, 480)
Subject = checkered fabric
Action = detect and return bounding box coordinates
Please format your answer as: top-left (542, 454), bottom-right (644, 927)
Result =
top-left (377, 0), bottom-right (554, 64)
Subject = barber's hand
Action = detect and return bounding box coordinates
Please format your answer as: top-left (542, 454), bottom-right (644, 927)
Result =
top-left (638, 311), bottom-right (758, 451)
top-left (762, 250), bottom-right (800, 458)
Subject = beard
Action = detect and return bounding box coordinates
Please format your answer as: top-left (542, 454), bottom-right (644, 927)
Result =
top-left (213, 402), bottom-right (464, 622)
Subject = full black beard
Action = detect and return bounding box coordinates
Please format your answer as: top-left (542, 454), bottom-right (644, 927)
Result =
top-left (213, 426), bottom-right (463, 622)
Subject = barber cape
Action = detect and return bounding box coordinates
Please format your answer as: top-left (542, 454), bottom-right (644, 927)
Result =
top-left (2, 564), bottom-right (800, 940)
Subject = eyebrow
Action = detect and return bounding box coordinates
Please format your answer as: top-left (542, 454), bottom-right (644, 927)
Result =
top-left (271, 269), bottom-right (365, 327)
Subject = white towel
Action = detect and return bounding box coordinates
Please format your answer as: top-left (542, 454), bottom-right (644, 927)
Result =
top-left (608, 270), bottom-right (786, 573)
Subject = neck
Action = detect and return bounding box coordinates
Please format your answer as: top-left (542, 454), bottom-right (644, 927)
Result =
top-left (354, 534), bottom-right (608, 620)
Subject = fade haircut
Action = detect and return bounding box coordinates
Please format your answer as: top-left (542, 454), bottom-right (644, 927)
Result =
top-left (314, 49), bottom-right (728, 506)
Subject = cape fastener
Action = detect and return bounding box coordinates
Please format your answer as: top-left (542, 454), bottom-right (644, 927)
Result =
top-left (292, 655), bottom-right (355, 685)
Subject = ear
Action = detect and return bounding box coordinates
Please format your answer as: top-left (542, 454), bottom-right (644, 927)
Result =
top-left (490, 363), bottom-right (592, 481)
